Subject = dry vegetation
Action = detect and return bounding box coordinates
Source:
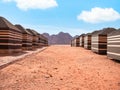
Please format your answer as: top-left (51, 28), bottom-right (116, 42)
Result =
top-left (0, 45), bottom-right (120, 90)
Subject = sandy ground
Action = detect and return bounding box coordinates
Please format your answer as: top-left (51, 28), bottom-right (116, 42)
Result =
top-left (0, 45), bottom-right (120, 90)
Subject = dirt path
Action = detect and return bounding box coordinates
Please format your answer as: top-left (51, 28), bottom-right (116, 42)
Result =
top-left (0, 45), bottom-right (120, 90)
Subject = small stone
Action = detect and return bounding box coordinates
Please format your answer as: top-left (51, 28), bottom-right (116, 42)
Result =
top-left (53, 68), bottom-right (58, 70)
top-left (118, 82), bottom-right (120, 86)
top-left (49, 74), bottom-right (53, 77)
top-left (60, 78), bottom-right (63, 80)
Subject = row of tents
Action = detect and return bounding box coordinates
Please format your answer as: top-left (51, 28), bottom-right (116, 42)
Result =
top-left (0, 16), bottom-right (48, 55)
top-left (71, 28), bottom-right (120, 61)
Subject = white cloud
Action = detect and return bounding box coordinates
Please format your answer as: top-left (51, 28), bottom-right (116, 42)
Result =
top-left (77, 7), bottom-right (120, 23)
top-left (2, 0), bottom-right (58, 11)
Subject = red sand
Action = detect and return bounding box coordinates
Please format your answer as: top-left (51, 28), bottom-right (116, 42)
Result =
top-left (0, 45), bottom-right (120, 90)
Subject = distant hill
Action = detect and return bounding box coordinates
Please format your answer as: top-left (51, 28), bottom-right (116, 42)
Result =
top-left (42, 32), bottom-right (73, 45)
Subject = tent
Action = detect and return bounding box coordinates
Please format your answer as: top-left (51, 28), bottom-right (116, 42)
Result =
top-left (15, 25), bottom-right (33, 50)
top-left (107, 29), bottom-right (120, 60)
top-left (84, 33), bottom-right (91, 50)
top-left (0, 17), bottom-right (22, 54)
top-left (91, 28), bottom-right (116, 54)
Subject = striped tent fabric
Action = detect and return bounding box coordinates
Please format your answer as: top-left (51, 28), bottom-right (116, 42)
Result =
top-left (71, 38), bottom-right (76, 47)
top-left (91, 30), bottom-right (100, 53)
top-left (76, 36), bottom-right (80, 47)
top-left (79, 34), bottom-right (85, 47)
top-left (33, 30), bottom-right (48, 47)
top-left (43, 35), bottom-right (48, 46)
top-left (107, 29), bottom-right (120, 60)
top-left (31, 30), bottom-right (39, 48)
top-left (0, 17), bottom-right (22, 54)
top-left (15, 25), bottom-right (33, 50)
top-left (39, 34), bottom-right (48, 47)
top-left (33, 32), bottom-right (42, 48)
top-left (75, 36), bottom-right (80, 47)
top-left (84, 33), bottom-right (91, 50)
top-left (71, 38), bottom-right (75, 47)
top-left (91, 28), bottom-right (116, 54)
top-left (26, 29), bottom-right (39, 50)
top-left (71, 40), bottom-right (74, 47)
top-left (71, 36), bottom-right (80, 47)
top-left (32, 31), bottom-right (48, 47)
top-left (71, 39), bottom-right (74, 47)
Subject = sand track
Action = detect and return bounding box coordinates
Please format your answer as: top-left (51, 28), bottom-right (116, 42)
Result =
top-left (0, 45), bottom-right (120, 90)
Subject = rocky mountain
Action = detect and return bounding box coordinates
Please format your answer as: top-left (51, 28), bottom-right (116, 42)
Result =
top-left (42, 32), bottom-right (73, 45)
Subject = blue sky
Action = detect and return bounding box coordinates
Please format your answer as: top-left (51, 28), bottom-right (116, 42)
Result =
top-left (0, 0), bottom-right (120, 36)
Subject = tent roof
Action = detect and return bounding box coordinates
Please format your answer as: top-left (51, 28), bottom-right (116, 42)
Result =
top-left (80, 34), bottom-right (85, 36)
top-left (85, 33), bottom-right (91, 36)
top-left (26, 29), bottom-right (41, 37)
top-left (0, 17), bottom-right (21, 32)
top-left (31, 30), bottom-right (40, 35)
top-left (15, 24), bottom-right (31, 35)
top-left (92, 28), bottom-right (116, 36)
top-left (39, 34), bottom-right (48, 40)
top-left (108, 29), bottom-right (120, 36)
